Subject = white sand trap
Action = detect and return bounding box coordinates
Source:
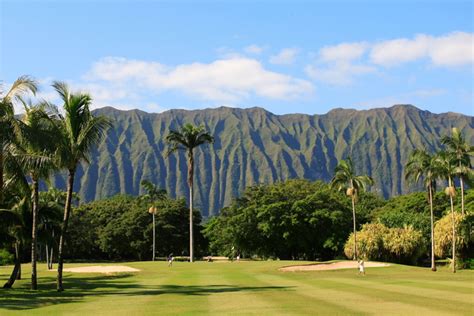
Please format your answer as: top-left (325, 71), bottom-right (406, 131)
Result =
top-left (279, 261), bottom-right (390, 272)
top-left (63, 265), bottom-right (140, 274)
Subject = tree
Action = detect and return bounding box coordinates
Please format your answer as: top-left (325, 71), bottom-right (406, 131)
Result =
top-left (0, 76), bottom-right (38, 203)
top-left (18, 101), bottom-right (59, 289)
top-left (38, 188), bottom-right (65, 270)
top-left (52, 81), bottom-right (111, 291)
top-left (166, 124), bottom-right (214, 262)
top-left (331, 157), bottom-right (374, 260)
top-left (141, 180), bottom-right (167, 261)
top-left (405, 149), bottom-right (440, 271)
top-left (0, 193), bottom-right (30, 288)
top-left (436, 150), bottom-right (458, 273)
top-left (441, 127), bottom-right (474, 215)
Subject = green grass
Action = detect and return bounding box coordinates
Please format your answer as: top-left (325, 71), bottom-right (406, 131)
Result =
top-left (0, 261), bottom-right (473, 315)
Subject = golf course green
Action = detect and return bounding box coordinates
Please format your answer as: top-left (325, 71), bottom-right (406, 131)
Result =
top-left (0, 261), bottom-right (473, 315)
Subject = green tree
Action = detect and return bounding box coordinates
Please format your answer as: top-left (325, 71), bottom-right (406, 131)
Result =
top-left (0, 192), bottom-right (30, 288)
top-left (331, 157), bottom-right (374, 260)
top-left (166, 124), bottom-right (214, 262)
top-left (436, 150), bottom-right (458, 273)
top-left (141, 180), bottom-right (167, 261)
top-left (405, 149), bottom-right (440, 271)
top-left (441, 127), bottom-right (474, 215)
top-left (0, 76), bottom-right (38, 203)
top-left (18, 101), bottom-right (59, 289)
top-left (52, 81), bottom-right (111, 291)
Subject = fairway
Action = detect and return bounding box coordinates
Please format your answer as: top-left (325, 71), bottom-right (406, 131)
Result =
top-left (0, 261), bottom-right (473, 315)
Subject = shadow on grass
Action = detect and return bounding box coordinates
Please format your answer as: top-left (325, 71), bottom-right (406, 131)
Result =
top-left (0, 274), bottom-right (292, 311)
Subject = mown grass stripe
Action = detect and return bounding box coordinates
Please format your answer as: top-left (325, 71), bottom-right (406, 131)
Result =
top-left (259, 273), bottom-right (455, 316)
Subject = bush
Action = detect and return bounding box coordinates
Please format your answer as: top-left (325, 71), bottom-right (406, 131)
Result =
top-left (0, 248), bottom-right (14, 266)
top-left (344, 222), bottom-right (426, 264)
top-left (434, 213), bottom-right (473, 259)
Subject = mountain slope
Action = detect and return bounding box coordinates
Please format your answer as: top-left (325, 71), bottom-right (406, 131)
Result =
top-left (51, 104), bottom-right (474, 217)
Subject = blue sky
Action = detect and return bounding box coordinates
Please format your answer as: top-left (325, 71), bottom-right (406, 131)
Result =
top-left (1, 0), bottom-right (473, 115)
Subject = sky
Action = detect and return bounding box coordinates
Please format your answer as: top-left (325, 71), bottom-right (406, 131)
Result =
top-left (1, 0), bottom-right (473, 115)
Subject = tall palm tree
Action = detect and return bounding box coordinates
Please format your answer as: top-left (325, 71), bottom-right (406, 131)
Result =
top-left (19, 101), bottom-right (59, 289)
top-left (166, 124), bottom-right (214, 262)
top-left (52, 81), bottom-right (111, 291)
top-left (441, 127), bottom-right (474, 215)
top-left (141, 180), bottom-right (167, 261)
top-left (0, 76), bottom-right (38, 203)
top-left (435, 150), bottom-right (458, 273)
top-left (405, 149), bottom-right (440, 271)
top-left (331, 157), bottom-right (374, 260)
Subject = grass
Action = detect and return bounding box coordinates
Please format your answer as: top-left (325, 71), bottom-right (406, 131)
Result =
top-left (0, 260), bottom-right (473, 315)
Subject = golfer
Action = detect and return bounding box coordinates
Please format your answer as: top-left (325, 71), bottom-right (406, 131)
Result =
top-left (358, 259), bottom-right (365, 275)
top-left (168, 254), bottom-right (174, 267)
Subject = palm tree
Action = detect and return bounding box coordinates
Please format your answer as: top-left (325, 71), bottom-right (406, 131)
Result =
top-left (0, 76), bottom-right (38, 203)
top-left (405, 149), bottom-right (440, 271)
top-left (435, 150), bottom-right (458, 273)
top-left (331, 157), bottom-right (374, 260)
top-left (52, 81), bottom-right (111, 291)
top-left (141, 180), bottom-right (167, 261)
top-left (39, 188), bottom-right (69, 270)
top-left (166, 124), bottom-right (214, 262)
top-left (441, 127), bottom-right (474, 215)
top-left (18, 101), bottom-right (59, 289)
top-left (0, 193), bottom-right (30, 288)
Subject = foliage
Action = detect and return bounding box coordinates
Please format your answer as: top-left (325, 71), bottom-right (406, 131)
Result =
top-left (344, 222), bottom-right (426, 264)
top-left (434, 213), bottom-right (473, 258)
top-left (204, 180), bottom-right (382, 260)
top-left (66, 194), bottom-right (206, 261)
top-left (372, 191), bottom-right (449, 242)
top-left (0, 248), bottom-right (14, 266)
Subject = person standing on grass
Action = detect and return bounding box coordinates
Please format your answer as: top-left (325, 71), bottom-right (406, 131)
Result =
top-left (168, 254), bottom-right (174, 267)
top-left (358, 259), bottom-right (365, 275)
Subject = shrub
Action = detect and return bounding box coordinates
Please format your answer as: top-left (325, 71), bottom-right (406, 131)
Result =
top-left (434, 213), bottom-right (473, 259)
top-left (0, 248), bottom-right (14, 266)
top-left (344, 222), bottom-right (426, 263)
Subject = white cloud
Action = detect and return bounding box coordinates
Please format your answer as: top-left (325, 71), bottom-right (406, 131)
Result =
top-left (370, 32), bottom-right (474, 67)
top-left (85, 56), bottom-right (313, 103)
top-left (244, 44), bottom-right (265, 55)
top-left (306, 31), bottom-right (473, 85)
top-left (269, 48), bottom-right (299, 65)
top-left (305, 62), bottom-right (376, 85)
top-left (319, 42), bottom-right (368, 62)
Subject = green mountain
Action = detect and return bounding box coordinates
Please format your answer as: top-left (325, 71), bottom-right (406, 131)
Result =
top-left (51, 104), bottom-right (473, 217)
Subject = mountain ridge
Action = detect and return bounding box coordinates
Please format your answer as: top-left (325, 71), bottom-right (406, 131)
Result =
top-left (51, 104), bottom-right (473, 217)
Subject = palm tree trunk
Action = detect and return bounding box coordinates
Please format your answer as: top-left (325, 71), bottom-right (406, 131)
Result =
top-left (449, 177), bottom-right (456, 273)
top-left (351, 194), bottom-right (357, 260)
top-left (16, 242), bottom-right (21, 280)
top-left (152, 213), bottom-right (156, 261)
top-left (3, 242), bottom-right (21, 288)
top-left (188, 150), bottom-right (194, 263)
top-left (49, 244), bottom-right (54, 270)
top-left (428, 184), bottom-right (436, 271)
top-left (0, 149), bottom-right (4, 204)
top-left (46, 244), bottom-right (49, 269)
top-left (57, 169), bottom-right (75, 291)
top-left (31, 176), bottom-right (39, 290)
top-left (460, 175), bottom-right (465, 216)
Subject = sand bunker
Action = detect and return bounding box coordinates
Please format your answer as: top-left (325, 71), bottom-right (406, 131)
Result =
top-left (279, 261), bottom-right (390, 272)
top-left (62, 265), bottom-right (140, 274)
